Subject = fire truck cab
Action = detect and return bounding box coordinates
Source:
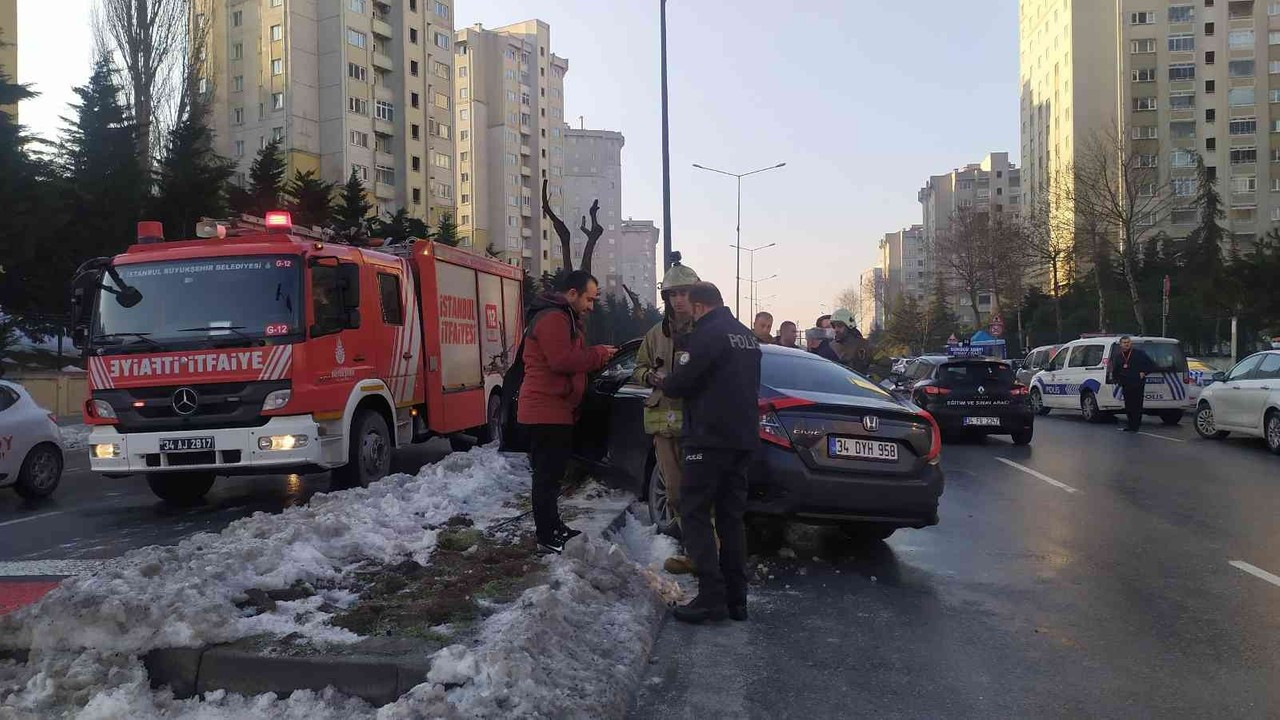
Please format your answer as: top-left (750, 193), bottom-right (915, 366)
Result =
top-left (70, 213), bottom-right (523, 503)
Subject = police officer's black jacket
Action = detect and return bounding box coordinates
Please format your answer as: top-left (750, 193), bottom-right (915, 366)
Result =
top-left (660, 306), bottom-right (762, 451)
top-left (1107, 346), bottom-right (1155, 386)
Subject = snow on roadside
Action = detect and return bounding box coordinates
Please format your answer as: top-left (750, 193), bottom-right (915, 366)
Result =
top-left (58, 423), bottom-right (91, 450)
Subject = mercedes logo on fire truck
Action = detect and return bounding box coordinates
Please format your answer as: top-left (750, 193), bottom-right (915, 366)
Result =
top-left (172, 387), bottom-right (199, 416)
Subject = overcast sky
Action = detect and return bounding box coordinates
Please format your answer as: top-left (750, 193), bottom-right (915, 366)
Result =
top-left (18, 0), bottom-right (1019, 329)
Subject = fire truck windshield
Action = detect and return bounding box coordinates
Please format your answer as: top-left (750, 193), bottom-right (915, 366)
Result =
top-left (93, 255), bottom-right (302, 352)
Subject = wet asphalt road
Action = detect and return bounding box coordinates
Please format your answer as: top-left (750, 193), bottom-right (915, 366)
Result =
top-left (630, 414), bottom-right (1280, 719)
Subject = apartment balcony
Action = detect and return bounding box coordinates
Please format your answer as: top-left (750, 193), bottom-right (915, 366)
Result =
top-left (374, 84), bottom-right (394, 104)
top-left (521, 204), bottom-right (532, 217)
top-left (520, 144), bottom-right (531, 156)
top-left (374, 117), bottom-right (394, 136)
top-left (374, 181), bottom-right (396, 200)
top-left (520, 165), bottom-right (532, 176)
top-left (376, 151), bottom-right (395, 168)
top-left (521, 227), bottom-right (533, 238)
top-left (372, 17), bottom-right (393, 39)
top-left (372, 52), bottom-right (394, 71)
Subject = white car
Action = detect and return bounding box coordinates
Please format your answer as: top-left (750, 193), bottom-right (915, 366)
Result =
top-left (0, 380), bottom-right (65, 498)
top-left (1193, 350), bottom-right (1280, 454)
top-left (1028, 335), bottom-right (1194, 425)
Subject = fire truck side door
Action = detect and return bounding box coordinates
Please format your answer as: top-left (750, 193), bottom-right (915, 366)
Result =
top-left (308, 259), bottom-right (372, 403)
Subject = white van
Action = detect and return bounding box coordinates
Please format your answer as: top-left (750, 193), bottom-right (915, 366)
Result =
top-left (1028, 335), bottom-right (1193, 425)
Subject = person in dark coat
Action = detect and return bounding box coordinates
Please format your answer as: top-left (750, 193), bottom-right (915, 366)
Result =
top-left (518, 271), bottom-right (617, 552)
top-left (808, 314), bottom-right (840, 362)
top-left (660, 282), bottom-right (761, 624)
top-left (1107, 335), bottom-right (1155, 432)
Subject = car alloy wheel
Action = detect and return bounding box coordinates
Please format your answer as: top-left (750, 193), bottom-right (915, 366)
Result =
top-left (1267, 412), bottom-right (1280, 454)
top-left (1081, 391), bottom-right (1101, 423)
top-left (647, 464), bottom-right (680, 538)
top-left (26, 447), bottom-right (60, 492)
top-left (1030, 387), bottom-right (1049, 416)
top-left (1196, 404), bottom-right (1224, 439)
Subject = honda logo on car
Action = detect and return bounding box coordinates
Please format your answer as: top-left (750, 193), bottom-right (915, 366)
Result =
top-left (862, 415), bottom-right (879, 432)
top-left (439, 294), bottom-right (477, 345)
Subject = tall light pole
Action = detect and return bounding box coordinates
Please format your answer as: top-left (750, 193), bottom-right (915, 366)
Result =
top-left (745, 273), bottom-right (777, 319)
top-left (730, 242), bottom-right (776, 320)
top-left (660, 0), bottom-right (673, 270)
top-left (692, 161), bottom-right (786, 319)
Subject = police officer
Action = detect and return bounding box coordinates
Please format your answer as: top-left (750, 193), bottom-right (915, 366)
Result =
top-left (1107, 335), bottom-right (1155, 432)
top-left (660, 282), bottom-right (761, 624)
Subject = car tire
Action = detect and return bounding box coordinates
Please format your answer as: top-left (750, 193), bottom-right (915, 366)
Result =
top-left (1081, 391), bottom-right (1104, 423)
top-left (1030, 387), bottom-right (1050, 416)
top-left (147, 472), bottom-right (215, 505)
top-left (473, 393), bottom-right (502, 447)
top-left (331, 409), bottom-right (392, 490)
top-left (839, 524), bottom-right (895, 543)
top-left (1011, 426), bottom-right (1034, 446)
top-left (14, 443), bottom-right (63, 500)
top-left (1265, 410), bottom-right (1280, 455)
top-left (448, 435), bottom-right (472, 453)
top-left (647, 462), bottom-right (681, 539)
top-left (1195, 403), bottom-right (1230, 440)
top-left (1160, 410), bottom-right (1184, 426)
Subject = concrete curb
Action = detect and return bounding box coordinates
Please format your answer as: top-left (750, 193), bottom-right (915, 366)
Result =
top-left (136, 500), bottom-right (642, 707)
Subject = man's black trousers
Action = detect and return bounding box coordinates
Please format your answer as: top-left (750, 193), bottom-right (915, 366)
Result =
top-left (680, 447), bottom-right (751, 605)
top-left (528, 424), bottom-right (573, 542)
top-left (1122, 382), bottom-right (1145, 430)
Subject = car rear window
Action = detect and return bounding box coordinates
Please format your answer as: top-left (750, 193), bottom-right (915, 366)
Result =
top-left (1135, 342), bottom-right (1188, 373)
top-left (938, 362), bottom-right (1014, 387)
top-left (762, 352), bottom-right (892, 400)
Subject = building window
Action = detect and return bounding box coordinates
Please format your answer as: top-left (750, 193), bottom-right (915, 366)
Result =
top-left (1271, 61), bottom-right (1280, 74)
top-left (1171, 208), bottom-right (1197, 225)
top-left (234, 140), bottom-right (244, 157)
top-left (435, 1), bottom-right (450, 18)
top-left (348, 29), bottom-right (367, 48)
top-left (1137, 154), bottom-right (1159, 168)
top-left (434, 32), bottom-right (450, 50)
top-left (376, 165), bottom-right (395, 184)
top-left (271, 58), bottom-right (283, 75)
top-left (1230, 117), bottom-right (1258, 136)
top-left (232, 10), bottom-right (242, 26)
top-left (351, 164), bottom-right (369, 181)
top-left (233, 107), bottom-right (244, 124)
top-left (1168, 5), bottom-right (1194, 22)
top-left (435, 61), bottom-right (451, 79)
top-left (436, 122), bottom-right (451, 139)
top-left (506, 90), bottom-right (516, 103)
top-left (434, 182), bottom-right (453, 200)
top-left (270, 0), bottom-right (282, 5)
top-left (1172, 177), bottom-right (1197, 196)
top-left (1229, 30), bottom-right (1254, 48)
top-left (375, 100), bottom-right (394, 121)
top-left (1231, 176), bottom-right (1257, 193)
top-left (1171, 149), bottom-right (1196, 168)
top-left (232, 75), bottom-right (243, 92)
top-left (1229, 87), bottom-right (1256, 106)
top-left (348, 97), bottom-right (369, 115)
top-left (434, 92), bottom-right (450, 110)
top-left (409, 28), bottom-right (419, 44)
top-left (1206, 51), bottom-right (1216, 65)
top-left (351, 130), bottom-right (369, 147)
top-left (348, 63), bottom-right (367, 81)
top-left (411, 124), bottom-right (420, 140)
top-left (1230, 60), bottom-right (1256, 77)
top-left (1205, 22), bottom-right (1215, 36)
top-left (460, 87), bottom-right (469, 99)
top-left (460, 151), bottom-right (469, 162)
top-left (1272, 119), bottom-right (1280, 132)
top-left (270, 24), bottom-right (283, 41)
top-left (504, 153), bottom-right (518, 166)
top-left (412, 188), bottom-right (422, 205)
top-left (272, 92), bottom-right (285, 110)
top-left (1230, 147), bottom-right (1258, 164)
top-left (1132, 67), bottom-right (1156, 82)
top-left (459, 108), bottom-right (469, 121)
top-left (410, 0), bottom-right (417, 10)
top-left (1271, 89), bottom-right (1280, 103)
top-left (1272, 178), bottom-right (1280, 192)
top-left (460, 129), bottom-right (469, 141)
top-left (1132, 125), bottom-right (1158, 139)
top-left (1168, 63), bottom-right (1195, 81)
top-left (349, 0), bottom-right (365, 11)
top-left (411, 156), bottom-right (421, 172)
top-left (231, 43), bottom-right (243, 60)
top-left (410, 60), bottom-right (419, 76)
top-left (433, 152), bottom-right (452, 169)
top-left (1168, 34), bottom-right (1195, 52)
top-left (1272, 2), bottom-right (1280, 15)
top-left (1170, 121), bottom-right (1196, 139)
top-left (1131, 11), bottom-right (1155, 24)
top-left (1134, 96), bottom-right (1158, 111)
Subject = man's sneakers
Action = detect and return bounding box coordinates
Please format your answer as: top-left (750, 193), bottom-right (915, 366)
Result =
top-left (673, 593), bottom-right (729, 624)
top-left (663, 554), bottom-right (695, 574)
top-left (538, 525), bottom-right (583, 555)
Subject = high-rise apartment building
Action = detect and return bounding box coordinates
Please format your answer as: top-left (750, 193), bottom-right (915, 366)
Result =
top-left (879, 224), bottom-right (927, 302)
top-left (204, 0), bottom-right (457, 226)
top-left (918, 152), bottom-right (1022, 319)
top-left (562, 127), bottom-right (623, 271)
top-left (453, 20), bottom-right (568, 275)
top-left (1, 0), bottom-right (16, 119)
top-left (618, 219), bottom-right (659, 307)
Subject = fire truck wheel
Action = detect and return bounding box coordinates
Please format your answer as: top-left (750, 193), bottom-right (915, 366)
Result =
top-left (147, 472), bottom-right (215, 505)
top-left (332, 409), bottom-right (392, 490)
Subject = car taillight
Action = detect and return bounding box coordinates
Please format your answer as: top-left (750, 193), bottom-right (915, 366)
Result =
top-left (922, 385), bottom-right (951, 396)
top-left (759, 410), bottom-right (791, 449)
top-left (919, 410), bottom-right (942, 463)
top-left (1011, 384), bottom-right (1029, 396)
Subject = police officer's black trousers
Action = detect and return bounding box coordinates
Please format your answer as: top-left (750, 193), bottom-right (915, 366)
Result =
top-left (680, 447), bottom-right (750, 605)
top-left (1122, 382), bottom-right (1145, 430)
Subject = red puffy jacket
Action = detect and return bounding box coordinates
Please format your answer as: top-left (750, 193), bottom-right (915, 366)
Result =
top-left (517, 295), bottom-right (612, 425)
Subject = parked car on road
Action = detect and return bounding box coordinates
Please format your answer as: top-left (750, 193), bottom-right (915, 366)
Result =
top-left (1028, 335), bottom-right (1192, 425)
top-left (572, 342), bottom-right (944, 542)
top-left (1193, 350), bottom-right (1280, 453)
top-left (1018, 344), bottom-right (1060, 387)
top-left (0, 380), bottom-right (65, 499)
top-left (907, 359), bottom-right (1035, 444)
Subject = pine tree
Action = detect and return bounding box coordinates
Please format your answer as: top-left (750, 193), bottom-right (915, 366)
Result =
top-left (884, 293), bottom-right (924, 354)
top-left (150, 101), bottom-right (235, 239)
top-left (923, 275), bottom-right (957, 350)
top-left (239, 138), bottom-right (286, 216)
top-left (284, 169), bottom-right (336, 228)
top-left (369, 208), bottom-right (430, 245)
top-left (331, 169), bottom-right (373, 244)
top-left (434, 212), bottom-right (460, 246)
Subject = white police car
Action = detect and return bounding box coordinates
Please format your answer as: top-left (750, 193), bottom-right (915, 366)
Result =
top-left (1028, 335), bottom-right (1193, 425)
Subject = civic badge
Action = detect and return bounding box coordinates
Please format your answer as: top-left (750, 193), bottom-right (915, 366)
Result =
top-left (862, 415), bottom-right (879, 432)
top-left (336, 338), bottom-right (347, 365)
top-left (172, 387), bottom-right (199, 416)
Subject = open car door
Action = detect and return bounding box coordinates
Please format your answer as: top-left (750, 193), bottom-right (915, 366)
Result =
top-left (573, 339), bottom-right (651, 493)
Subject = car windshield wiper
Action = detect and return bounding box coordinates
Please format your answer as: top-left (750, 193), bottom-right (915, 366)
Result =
top-left (176, 325), bottom-right (256, 342)
top-left (93, 332), bottom-right (162, 349)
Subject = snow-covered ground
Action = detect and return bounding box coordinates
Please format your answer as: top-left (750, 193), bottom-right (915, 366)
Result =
top-left (0, 448), bottom-right (681, 719)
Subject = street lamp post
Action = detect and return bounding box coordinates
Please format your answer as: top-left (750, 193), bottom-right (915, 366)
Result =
top-left (731, 244), bottom-right (776, 320)
top-left (744, 273), bottom-right (777, 319)
top-left (692, 161), bottom-right (786, 319)
top-left (660, 0), bottom-right (673, 270)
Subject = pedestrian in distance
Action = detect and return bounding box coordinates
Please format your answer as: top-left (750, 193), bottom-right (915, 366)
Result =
top-left (518, 270), bottom-right (618, 553)
top-left (829, 308), bottom-right (871, 375)
top-left (752, 311), bottom-right (774, 345)
top-left (777, 321), bottom-right (798, 348)
top-left (1107, 335), bottom-right (1154, 432)
top-left (809, 314), bottom-right (840, 362)
top-left (660, 282), bottom-right (761, 624)
top-left (633, 255), bottom-right (701, 574)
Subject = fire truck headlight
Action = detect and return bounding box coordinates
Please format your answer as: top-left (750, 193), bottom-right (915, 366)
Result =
top-left (93, 443), bottom-right (121, 459)
top-left (258, 434), bottom-right (309, 451)
top-left (91, 399), bottom-right (117, 420)
top-left (262, 389), bottom-right (292, 412)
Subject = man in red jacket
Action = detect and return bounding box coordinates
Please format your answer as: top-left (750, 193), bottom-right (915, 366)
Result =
top-left (518, 270), bottom-right (617, 553)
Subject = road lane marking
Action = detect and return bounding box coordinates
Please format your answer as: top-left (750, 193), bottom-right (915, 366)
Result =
top-left (1229, 560), bottom-right (1280, 588)
top-left (0, 560), bottom-right (107, 577)
top-left (995, 457), bottom-right (1080, 494)
top-left (0, 511), bottom-right (65, 529)
top-left (1137, 431), bottom-right (1185, 443)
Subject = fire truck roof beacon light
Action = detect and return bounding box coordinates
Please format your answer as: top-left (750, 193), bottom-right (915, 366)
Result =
top-left (137, 221), bottom-right (165, 244)
top-left (265, 211), bottom-right (292, 229)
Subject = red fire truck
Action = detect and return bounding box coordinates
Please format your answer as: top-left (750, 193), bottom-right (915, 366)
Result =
top-left (69, 212), bottom-right (523, 503)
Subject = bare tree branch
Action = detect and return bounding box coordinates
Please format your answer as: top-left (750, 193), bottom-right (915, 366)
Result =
top-left (578, 199), bottom-right (603, 275)
top-left (935, 206), bottom-right (991, 326)
top-left (542, 177), bottom-right (572, 271)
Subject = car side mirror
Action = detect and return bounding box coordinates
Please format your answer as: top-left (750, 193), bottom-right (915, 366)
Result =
top-left (1212, 371), bottom-right (1226, 382)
